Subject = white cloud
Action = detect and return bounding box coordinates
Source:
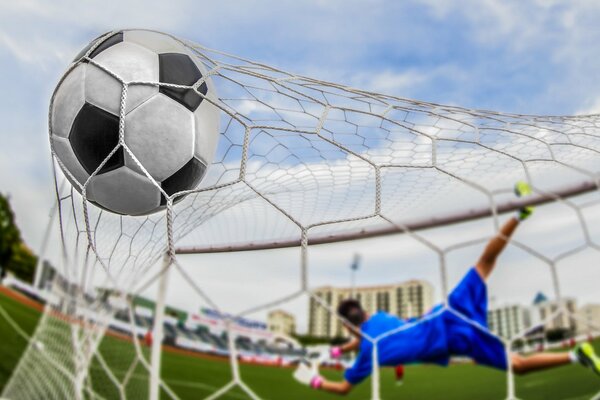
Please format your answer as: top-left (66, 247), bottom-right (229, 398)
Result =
top-left (421, 0), bottom-right (560, 47)
top-left (576, 97), bottom-right (600, 115)
top-left (350, 69), bottom-right (428, 95)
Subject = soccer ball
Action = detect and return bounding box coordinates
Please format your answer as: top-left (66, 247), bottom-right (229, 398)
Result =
top-left (50, 29), bottom-right (220, 216)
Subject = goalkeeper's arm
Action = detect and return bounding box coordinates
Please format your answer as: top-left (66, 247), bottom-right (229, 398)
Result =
top-left (304, 373), bottom-right (354, 395)
top-left (331, 337), bottom-right (360, 358)
top-left (294, 361), bottom-right (354, 395)
top-left (318, 378), bottom-right (353, 395)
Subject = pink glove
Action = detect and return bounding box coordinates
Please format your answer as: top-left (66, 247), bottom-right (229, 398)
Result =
top-left (310, 375), bottom-right (323, 389)
top-left (330, 346), bottom-right (342, 359)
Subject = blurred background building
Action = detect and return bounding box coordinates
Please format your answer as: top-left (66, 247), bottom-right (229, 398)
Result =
top-left (308, 280), bottom-right (434, 338)
top-left (268, 309), bottom-right (296, 336)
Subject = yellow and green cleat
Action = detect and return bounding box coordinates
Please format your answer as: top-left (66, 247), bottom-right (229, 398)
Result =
top-left (576, 342), bottom-right (600, 376)
top-left (514, 181), bottom-right (534, 220)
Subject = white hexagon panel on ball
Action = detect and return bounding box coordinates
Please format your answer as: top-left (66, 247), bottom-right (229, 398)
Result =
top-left (49, 29), bottom-right (221, 216)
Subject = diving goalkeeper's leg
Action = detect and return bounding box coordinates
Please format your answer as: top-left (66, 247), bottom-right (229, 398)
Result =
top-left (475, 181), bottom-right (534, 281)
top-left (575, 342), bottom-right (600, 376)
top-left (511, 343), bottom-right (600, 376)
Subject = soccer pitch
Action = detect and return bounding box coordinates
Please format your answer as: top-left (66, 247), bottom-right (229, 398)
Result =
top-left (0, 291), bottom-right (598, 400)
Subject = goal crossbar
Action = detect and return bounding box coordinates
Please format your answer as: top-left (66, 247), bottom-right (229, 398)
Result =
top-left (175, 180), bottom-right (597, 254)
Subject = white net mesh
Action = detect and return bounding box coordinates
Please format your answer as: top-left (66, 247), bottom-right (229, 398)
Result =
top-left (1, 29), bottom-right (600, 399)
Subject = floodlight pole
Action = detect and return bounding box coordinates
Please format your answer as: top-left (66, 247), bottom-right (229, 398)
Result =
top-left (350, 253), bottom-right (360, 299)
top-left (149, 253), bottom-right (171, 400)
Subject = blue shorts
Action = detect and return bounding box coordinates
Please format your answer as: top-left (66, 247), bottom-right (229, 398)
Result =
top-left (445, 268), bottom-right (507, 370)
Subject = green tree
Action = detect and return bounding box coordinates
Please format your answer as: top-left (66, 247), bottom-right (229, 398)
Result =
top-left (0, 194), bottom-right (20, 266)
top-left (292, 334), bottom-right (342, 346)
top-left (0, 193), bottom-right (37, 282)
top-left (6, 242), bottom-right (37, 282)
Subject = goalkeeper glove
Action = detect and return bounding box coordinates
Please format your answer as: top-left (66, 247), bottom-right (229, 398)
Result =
top-left (330, 346), bottom-right (342, 359)
top-left (293, 360), bottom-right (323, 389)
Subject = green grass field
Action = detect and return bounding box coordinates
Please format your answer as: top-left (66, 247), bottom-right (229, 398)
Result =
top-left (0, 290), bottom-right (599, 399)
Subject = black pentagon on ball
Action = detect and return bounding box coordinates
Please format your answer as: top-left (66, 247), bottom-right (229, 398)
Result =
top-left (160, 157), bottom-right (207, 205)
top-left (73, 31), bottom-right (123, 62)
top-left (70, 103), bottom-right (124, 175)
top-left (158, 53), bottom-right (208, 112)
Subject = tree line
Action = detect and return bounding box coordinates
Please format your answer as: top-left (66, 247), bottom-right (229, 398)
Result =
top-left (0, 193), bottom-right (37, 282)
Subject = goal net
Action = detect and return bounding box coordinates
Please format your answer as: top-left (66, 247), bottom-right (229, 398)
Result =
top-left (1, 29), bottom-right (599, 400)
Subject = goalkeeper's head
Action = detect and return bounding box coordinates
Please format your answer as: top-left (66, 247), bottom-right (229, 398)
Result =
top-left (337, 299), bottom-right (367, 336)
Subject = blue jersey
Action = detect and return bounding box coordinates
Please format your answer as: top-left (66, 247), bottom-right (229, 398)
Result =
top-left (344, 268), bottom-right (507, 385)
top-left (344, 308), bottom-right (449, 384)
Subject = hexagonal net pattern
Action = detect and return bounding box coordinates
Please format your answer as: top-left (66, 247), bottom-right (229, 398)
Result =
top-left (2, 29), bottom-right (600, 400)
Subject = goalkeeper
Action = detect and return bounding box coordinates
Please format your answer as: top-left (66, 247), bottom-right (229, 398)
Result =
top-left (296, 182), bottom-right (600, 395)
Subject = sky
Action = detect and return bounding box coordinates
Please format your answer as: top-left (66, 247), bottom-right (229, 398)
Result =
top-left (1, 0), bottom-right (600, 333)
